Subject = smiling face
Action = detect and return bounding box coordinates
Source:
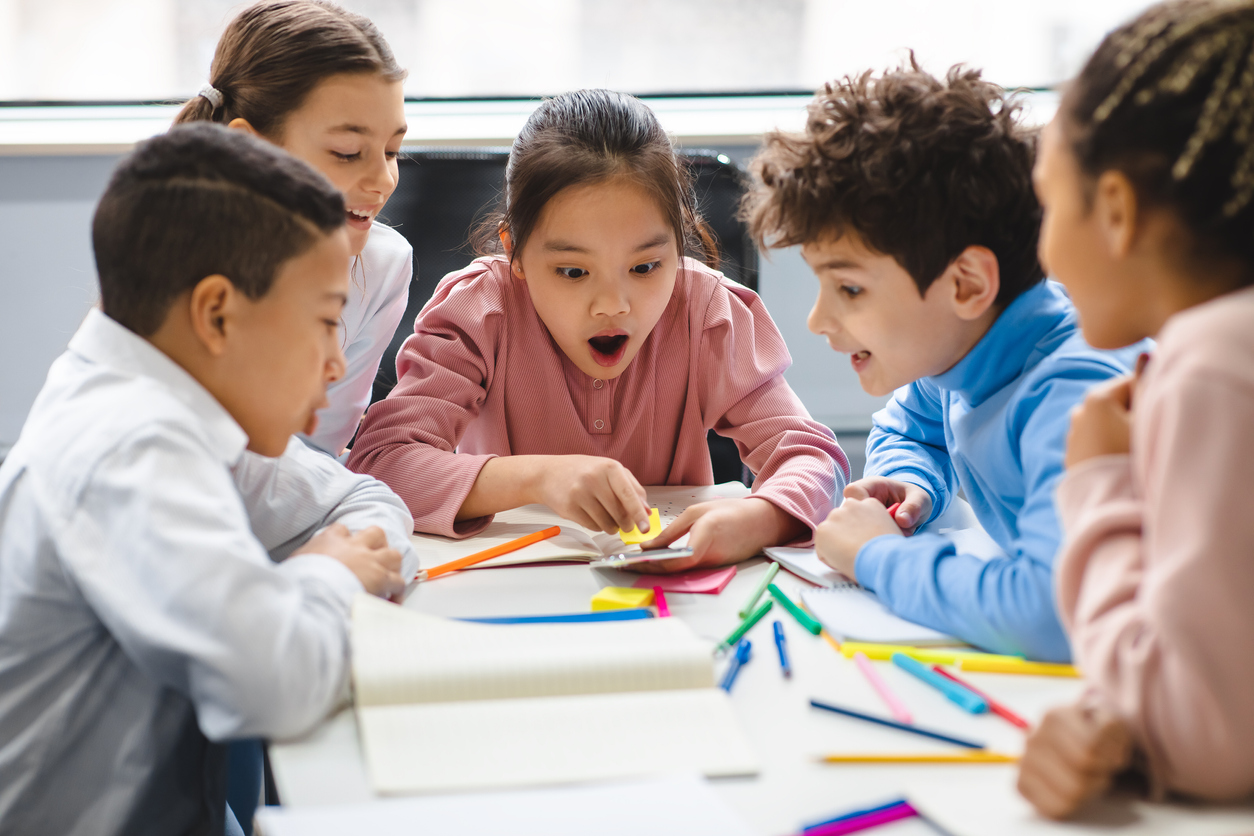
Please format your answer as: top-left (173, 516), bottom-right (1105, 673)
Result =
top-left (221, 229), bottom-right (352, 455)
top-left (269, 72), bottom-right (407, 257)
top-left (511, 177), bottom-right (679, 380)
top-left (802, 232), bottom-right (990, 397)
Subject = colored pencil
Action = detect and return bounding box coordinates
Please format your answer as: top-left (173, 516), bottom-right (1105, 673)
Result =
top-left (652, 586), bottom-right (670, 617)
top-left (853, 651), bottom-right (912, 724)
top-left (738, 561), bottom-right (780, 618)
top-left (810, 699), bottom-right (986, 749)
top-left (805, 802), bottom-right (917, 836)
top-left (958, 657), bottom-right (1081, 677)
top-left (719, 598), bottom-right (773, 651)
top-left (818, 752), bottom-right (1019, 764)
top-left (892, 653), bottom-right (987, 714)
top-left (767, 583), bottom-right (822, 634)
top-left (416, 526), bottom-right (561, 581)
top-left (803, 799), bottom-right (907, 832)
top-left (932, 666), bottom-right (1031, 729)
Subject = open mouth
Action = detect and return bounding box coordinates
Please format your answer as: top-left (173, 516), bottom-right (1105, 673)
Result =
top-left (346, 208), bottom-right (373, 226)
top-left (588, 333), bottom-right (629, 367)
top-left (851, 350), bottom-right (872, 371)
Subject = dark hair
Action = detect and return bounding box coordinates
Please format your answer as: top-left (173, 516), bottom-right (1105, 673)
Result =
top-left (472, 89), bottom-right (717, 266)
top-left (743, 58), bottom-right (1044, 306)
top-left (173, 0), bottom-right (406, 139)
top-left (1062, 0), bottom-right (1254, 273)
top-left (94, 122), bottom-right (346, 336)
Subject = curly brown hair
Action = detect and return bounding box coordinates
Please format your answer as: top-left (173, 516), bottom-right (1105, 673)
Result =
top-left (743, 58), bottom-right (1044, 305)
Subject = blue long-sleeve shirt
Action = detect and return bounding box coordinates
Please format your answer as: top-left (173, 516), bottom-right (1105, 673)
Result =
top-left (855, 281), bottom-right (1148, 662)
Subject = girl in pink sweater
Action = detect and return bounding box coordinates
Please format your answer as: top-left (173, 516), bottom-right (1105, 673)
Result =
top-left (1018, 0), bottom-right (1254, 818)
top-left (348, 90), bottom-right (847, 568)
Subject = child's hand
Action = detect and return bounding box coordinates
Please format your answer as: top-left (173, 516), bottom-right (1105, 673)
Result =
top-left (298, 523), bottom-right (405, 600)
top-left (1065, 376), bottom-right (1134, 469)
top-left (632, 497), bottom-right (806, 573)
top-left (813, 497), bottom-right (903, 578)
top-left (535, 455), bottom-right (651, 535)
top-left (843, 477), bottom-right (932, 533)
top-left (1017, 701), bottom-right (1134, 820)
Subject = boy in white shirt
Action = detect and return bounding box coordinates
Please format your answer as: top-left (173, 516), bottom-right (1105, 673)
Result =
top-left (0, 123), bottom-right (417, 835)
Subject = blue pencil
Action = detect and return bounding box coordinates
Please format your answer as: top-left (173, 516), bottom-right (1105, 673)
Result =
top-left (809, 699), bottom-right (986, 749)
top-left (459, 608), bottom-right (653, 624)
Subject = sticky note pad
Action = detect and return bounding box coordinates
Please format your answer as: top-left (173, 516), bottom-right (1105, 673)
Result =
top-left (619, 508), bottom-right (661, 544)
top-left (591, 587), bottom-right (655, 611)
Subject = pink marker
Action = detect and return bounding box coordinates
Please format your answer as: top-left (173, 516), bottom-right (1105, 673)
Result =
top-left (853, 651), bottom-right (913, 724)
top-left (886, 501), bottom-right (902, 521)
top-left (652, 586), bottom-right (670, 617)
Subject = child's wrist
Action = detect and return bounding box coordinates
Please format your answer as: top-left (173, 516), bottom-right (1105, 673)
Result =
top-left (744, 497), bottom-right (806, 545)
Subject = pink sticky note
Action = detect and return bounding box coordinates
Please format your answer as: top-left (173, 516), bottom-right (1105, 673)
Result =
top-left (632, 565), bottom-right (737, 594)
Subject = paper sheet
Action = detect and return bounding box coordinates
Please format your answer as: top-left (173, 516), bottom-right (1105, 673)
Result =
top-left (800, 585), bottom-right (956, 645)
top-left (633, 565), bottom-right (737, 594)
top-left (256, 772), bottom-right (757, 836)
top-left (908, 769), bottom-right (1254, 836)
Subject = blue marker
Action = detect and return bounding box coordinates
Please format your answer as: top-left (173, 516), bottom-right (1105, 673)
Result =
top-left (720, 639), bottom-right (752, 692)
top-left (892, 652), bottom-right (988, 714)
top-left (772, 620), bottom-right (791, 678)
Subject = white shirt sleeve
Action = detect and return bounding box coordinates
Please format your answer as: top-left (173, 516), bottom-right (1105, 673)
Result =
top-left (235, 437), bottom-right (420, 581)
top-left (51, 423), bottom-right (364, 742)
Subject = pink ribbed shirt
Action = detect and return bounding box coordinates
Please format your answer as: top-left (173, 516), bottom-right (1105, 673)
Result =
top-left (1054, 284), bottom-right (1254, 800)
top-left (348, 255), bottom-right (847, 538)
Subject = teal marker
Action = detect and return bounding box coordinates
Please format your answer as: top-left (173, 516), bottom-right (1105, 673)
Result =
top-left (720, 598), bottom-right (773, 652)
top-left (767, 583), bottom-right (822, 635)
top-left (738, 562), bottom-right (780, 618)
top-left (892, 653), bottom-right (988, 714)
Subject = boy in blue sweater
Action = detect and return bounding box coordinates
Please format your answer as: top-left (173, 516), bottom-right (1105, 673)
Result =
top-left (743, 61), bottom-right (1146, 662)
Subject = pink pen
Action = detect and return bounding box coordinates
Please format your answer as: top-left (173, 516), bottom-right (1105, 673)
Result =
top-left (853, 651), bottom-right (913, 724)
top-left (652, 586), bottom-right (670, 618)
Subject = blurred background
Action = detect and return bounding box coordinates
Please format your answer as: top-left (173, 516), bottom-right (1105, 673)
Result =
top-left (0, 0), bottom-right (1153, 466)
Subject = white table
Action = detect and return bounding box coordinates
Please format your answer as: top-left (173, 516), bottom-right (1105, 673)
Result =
top-left (269, 540), bottom-right (1084, 835)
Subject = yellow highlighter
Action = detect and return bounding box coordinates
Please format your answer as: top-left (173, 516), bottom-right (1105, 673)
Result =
top-left (619, 508), bottom-right (661, 545)
top-left (958, 657), bottom-right (1081, 677)
top-left (838, 642), bottom-right (1008, 666)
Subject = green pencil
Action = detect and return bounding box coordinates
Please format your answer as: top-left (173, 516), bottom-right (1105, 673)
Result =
top-left (768, 583), bottom-right (822, 635)
top-left (738, 561), bottom-right (780, 618)
top-left (720, 598), bottom-right (773, 651)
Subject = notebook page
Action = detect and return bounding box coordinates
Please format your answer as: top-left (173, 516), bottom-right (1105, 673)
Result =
top-left (352, 595), bottom-right (714, 707)
top-left (800, 586), bottom-right (956, 646)
top-left (358, 689), bottom-right (758, 794)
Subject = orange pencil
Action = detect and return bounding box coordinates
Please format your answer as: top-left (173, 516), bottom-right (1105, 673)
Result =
top-left (416, 526), bottom-right (562, 581)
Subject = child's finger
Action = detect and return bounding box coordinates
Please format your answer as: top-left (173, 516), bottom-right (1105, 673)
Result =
top-left (578, 493), bottom-right (621, 534)
top-left (353, 525), bottom-right (388, 549)
top-left (640, 508), bottom-right (698, 549)
top-left (608, 467), bottom-right (651, 532)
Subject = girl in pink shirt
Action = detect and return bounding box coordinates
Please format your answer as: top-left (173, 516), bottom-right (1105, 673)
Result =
top-left (348, 89), bottom-right (847, 568)
top-left (1018, 0), bottom-right (1254, 818)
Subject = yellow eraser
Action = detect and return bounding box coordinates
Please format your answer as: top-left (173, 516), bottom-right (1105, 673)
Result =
top-left (619, 508), bottom-right (661, 545)
top-left (591, 587), bottom-right (655, 611)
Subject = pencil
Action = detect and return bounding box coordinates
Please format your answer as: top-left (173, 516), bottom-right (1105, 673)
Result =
top-left (416, 526), bottom-right (561, 581)
top-left (853, 651), bottom-right (912, 724)
top-left (738, 561), bottom-right (779, 618)
top-left (810, 699), bottom-right (986, 749)
top-left (931, 666), bottom-right (1030, 729)
top-left (818, 752), bottom-right (1019, 764)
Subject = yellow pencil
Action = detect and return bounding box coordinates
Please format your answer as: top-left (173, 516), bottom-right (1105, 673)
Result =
top-left (838, 642), bottom-right (1013, 666)
top-left (958, 657), bottom-right (1081, 677)
top-left (819, 752), bottom-right (1020, 764)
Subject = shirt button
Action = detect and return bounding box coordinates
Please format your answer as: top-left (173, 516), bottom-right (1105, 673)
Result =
top-left (594, 419), bottom-right (605, 430)
top-left (593, 379), bottom-right (604, 389)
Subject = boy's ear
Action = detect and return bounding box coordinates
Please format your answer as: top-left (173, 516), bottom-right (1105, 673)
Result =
top-left (226, 117), bottom-right (261, 138)
top-left (187, 275), bottom-right (238, 356)
top-left (947, 245), bottom-right (1000, 321)
top-left (1093, 170), bottom-right (1138, 258)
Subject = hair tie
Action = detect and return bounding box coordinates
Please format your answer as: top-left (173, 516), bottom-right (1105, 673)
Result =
top-left (197, 84), bottom-right (224, 109)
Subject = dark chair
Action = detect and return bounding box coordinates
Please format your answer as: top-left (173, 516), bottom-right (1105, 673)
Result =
top-left (369, 148), bottom-right (758, 485)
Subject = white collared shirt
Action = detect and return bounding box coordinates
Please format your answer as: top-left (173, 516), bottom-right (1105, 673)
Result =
top-left (0, 309), bottom-right (418, 835)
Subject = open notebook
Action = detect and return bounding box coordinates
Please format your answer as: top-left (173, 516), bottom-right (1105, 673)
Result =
top-left (409, 483), bottom-right (752, 570)
top-left (352, 594), bottom-right (759, 795)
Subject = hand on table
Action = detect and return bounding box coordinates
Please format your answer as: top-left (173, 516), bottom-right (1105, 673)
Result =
top-left (1065, 374), bottom-right (1136, 469)
top-left (630, 497), bottom-right (807, 573)
top-left (534, 454), bottom-right (651, 535)
top-left (298, 523), bottom-right (405, 601)
top-left (1017, 701), bottom-right (1134, 819)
